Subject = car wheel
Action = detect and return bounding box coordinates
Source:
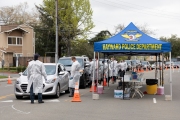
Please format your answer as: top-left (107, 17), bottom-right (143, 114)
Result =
top-left (54, 84), bottom-right (60, 98)
top-left (65, 87), bottom-right (70, 93)
top-left (15, 95), bottom-right (23, 99)
top-left (80, 74), bottom-right (86, 89)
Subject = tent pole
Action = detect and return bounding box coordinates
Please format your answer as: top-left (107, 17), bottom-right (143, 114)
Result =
top-left (159, 53), bottom-right (162, 86)
top-left (92, 52), bottom-right (95, 99)
top-left (162, 53), bottom-right (164, 86)
top-left (97, 52), bottom-right (99, 86)
top-left (155, 54), bottom-right (158, 79)
top-left (107, 55), bottom-right (109, 87)
top-left (169, 52), bottom-right (172, 100)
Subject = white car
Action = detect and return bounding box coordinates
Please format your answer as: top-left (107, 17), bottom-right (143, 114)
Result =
top-left (14, 63), bottom-right (70, 99)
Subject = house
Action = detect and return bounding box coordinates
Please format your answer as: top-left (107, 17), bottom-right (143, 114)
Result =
top-left (0, 24), bottom-right (35, 67)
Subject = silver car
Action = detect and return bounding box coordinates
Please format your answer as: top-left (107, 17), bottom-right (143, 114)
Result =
top-left (14, 63), bottom-right (70, 99)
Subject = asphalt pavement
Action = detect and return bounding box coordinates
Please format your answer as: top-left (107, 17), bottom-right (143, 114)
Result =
top-left (0, 69), bottom-right (180, 120)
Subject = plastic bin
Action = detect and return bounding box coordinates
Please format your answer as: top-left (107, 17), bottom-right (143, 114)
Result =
top-left (146, 79), bottom-right (158, 94)
top-left (97, 86), bottom-right (103, 94)
top-left (157, 86), bottom-right (164, 95)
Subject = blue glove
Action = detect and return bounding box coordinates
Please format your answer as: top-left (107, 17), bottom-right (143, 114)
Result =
top-left (70, 77), bottom-right (73, 80)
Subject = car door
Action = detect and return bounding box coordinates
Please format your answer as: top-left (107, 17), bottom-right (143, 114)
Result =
top-left (60, 64), bottom-right (69, 90)
top-left (57, 64), bottom-right (65, 90)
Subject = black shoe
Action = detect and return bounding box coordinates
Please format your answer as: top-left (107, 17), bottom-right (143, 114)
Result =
top-left (38, 101), bottom-right (44, 104)
top-left (69, 95), bottom-right (74, 97)
top-left (31, 102), bottom-right (34, 104)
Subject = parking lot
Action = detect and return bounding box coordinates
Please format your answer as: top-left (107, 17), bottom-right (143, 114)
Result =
top-left (0, 69), bottom-right (180, 120)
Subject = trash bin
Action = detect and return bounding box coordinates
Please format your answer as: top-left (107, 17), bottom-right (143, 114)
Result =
top-left (146, 79), bottom-right (158, 94)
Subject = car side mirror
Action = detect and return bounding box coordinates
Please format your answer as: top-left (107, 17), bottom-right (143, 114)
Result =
top-left (85, 63), bottom-right (90, 67)
top-left (19, 72), bottom-right (22, 76)
top-left (59, 71), bottom-right (65, 75)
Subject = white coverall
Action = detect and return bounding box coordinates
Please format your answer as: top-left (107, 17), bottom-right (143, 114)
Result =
top-left (26, 60), bottom-right (47, 94)
top-left (103, 62), bottom-right (108, 78)
top-left (89, 61), bottom-right (94, 81)
top-left (91, 60), bottom-right (100, 81)
top-left (110, 60), bottom-right (117, 77)
top-left (69, 61), bottom-right (81, 88)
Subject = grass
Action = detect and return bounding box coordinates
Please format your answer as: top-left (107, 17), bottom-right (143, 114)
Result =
top-left (0, 75), bottom-right (8, 79)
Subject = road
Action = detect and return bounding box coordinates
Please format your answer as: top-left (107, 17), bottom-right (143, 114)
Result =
top-left (0, 69), bottom-right (180, 120)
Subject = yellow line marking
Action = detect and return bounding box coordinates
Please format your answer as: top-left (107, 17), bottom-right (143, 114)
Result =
top-left (0, 94), bottom-right (14, 100)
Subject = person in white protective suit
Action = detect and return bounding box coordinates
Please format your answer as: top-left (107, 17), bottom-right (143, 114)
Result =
top-left (69, 56), bottom-right (81, 97)
top-left (119, 60), bottom-right (126, 78)
top-left (91, 56), bottom-right (100, 86)
top-left (102, 60), bottom-right (108, 82)
top-left (26, 53), bottom-right (47, 104)
top-left (110, 57), bottom-right (117, 84)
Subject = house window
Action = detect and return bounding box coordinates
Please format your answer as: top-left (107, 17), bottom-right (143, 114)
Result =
top-left (8, 37), bottom-right (23, 45)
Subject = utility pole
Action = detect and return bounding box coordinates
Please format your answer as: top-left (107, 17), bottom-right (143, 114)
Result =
top-left (55, 0), bottom-right (58, 63)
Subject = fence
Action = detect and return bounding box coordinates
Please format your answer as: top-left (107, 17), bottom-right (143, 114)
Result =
top-left (13, 57), bottom-right (55, 67)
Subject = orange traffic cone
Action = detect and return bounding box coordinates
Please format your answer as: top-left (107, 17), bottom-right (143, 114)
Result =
top-left (71, 82), bottom-right (81, 102)
top-left (103, 75), bottom-right (107, 86)
top-left (90, 83), bottom-right (97, 92)
top-left (7, 75), bottom-right (12, 84)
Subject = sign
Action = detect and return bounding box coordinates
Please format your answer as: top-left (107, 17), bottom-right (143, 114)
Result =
top-left (102, 44), bottom-right (162, 51)
top-left (121, 30), bottom-right (142, 41)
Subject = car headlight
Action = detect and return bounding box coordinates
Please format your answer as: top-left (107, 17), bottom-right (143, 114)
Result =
top-left (46, 78), bottom-right (56, 84)
top-left (16, 78), bottom-right (20, 84)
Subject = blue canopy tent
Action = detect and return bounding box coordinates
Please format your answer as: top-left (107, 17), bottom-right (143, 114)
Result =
top-left (93, 22), bottom-right (172, 100)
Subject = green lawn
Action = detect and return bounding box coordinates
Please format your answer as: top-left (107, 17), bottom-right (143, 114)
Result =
top-left (0, 76), bottom-right (8, 79)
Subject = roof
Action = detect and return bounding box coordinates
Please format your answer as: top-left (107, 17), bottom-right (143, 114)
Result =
top-left (0, 24), bottom-right (29, 33)
top-left (94, 22), bottom-right (171, 55)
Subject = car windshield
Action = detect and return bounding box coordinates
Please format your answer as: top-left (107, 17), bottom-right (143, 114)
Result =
top-left (22, 65), bottom-right (56, 76)
top-left (125, 60), bottom-right (131, 64)
top-left (58, 58), bottom-right (83, 67)
top-left (141, 61), bottom-right (148, 65)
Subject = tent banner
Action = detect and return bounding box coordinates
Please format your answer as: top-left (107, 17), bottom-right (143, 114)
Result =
top-left (102, 43), bottom-right (162, 51)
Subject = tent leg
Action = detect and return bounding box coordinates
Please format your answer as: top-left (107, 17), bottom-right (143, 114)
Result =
top-left (92, 52), bottom-right (96, 99)
top-left (162, 53), bottom-right (164, 86)
top-left (169, 52), bottom-right (172, 100)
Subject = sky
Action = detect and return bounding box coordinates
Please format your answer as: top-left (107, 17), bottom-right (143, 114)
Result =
top-left (0, 0), bottom-right (180, 39)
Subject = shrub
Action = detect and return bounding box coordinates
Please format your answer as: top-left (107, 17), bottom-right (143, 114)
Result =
top-left (17, 66), bottom-right (26, 73)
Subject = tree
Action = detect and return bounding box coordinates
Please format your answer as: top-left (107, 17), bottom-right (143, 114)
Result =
top-left (71, 39), bottom-right (94, 58)
top-left (89, 30), bottom-right (112, 44)
top-left (0, 2), bottom-right (39, 25)
top-left (160, 35), bottom-right (180, 60)
top-left (113, 23), bottom-right (155, 35)
top-left (35, 0), bottom-right (94, 57)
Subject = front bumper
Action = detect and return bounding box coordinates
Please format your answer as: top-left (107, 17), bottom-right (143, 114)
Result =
top-left (14, 83), bottom-right (57, 96)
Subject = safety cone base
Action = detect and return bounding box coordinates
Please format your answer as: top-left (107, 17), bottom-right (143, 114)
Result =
top-left (103, 79), bottom-right (107, 86)
top-left (90, 85), bottom-right (97, 92)
top-left (71, 93), bottom-right (81, 102)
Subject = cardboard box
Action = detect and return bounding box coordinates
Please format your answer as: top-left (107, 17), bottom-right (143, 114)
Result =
top-left (114, 90), bottom-right (130, 98)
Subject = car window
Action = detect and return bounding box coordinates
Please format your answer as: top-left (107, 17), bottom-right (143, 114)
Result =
top-left (58, 58), bottom-right (83, 67)
top-left (60, 64), bottom-right (66, 71)
top-left (22, 65), bottom-right (56, 76)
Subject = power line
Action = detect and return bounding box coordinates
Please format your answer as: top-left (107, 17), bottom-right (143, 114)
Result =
top-left (93, 0), bottom-right (180, 20)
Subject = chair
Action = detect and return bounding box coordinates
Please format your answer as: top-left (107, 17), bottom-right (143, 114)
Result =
top-left (131, 73), bottom-right (145, 98)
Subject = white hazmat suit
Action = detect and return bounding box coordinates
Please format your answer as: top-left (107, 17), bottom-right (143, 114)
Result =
top-left (26, 60), bottom-right (47, 94)
top-left (69, 61), bottom-right (81, 88)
